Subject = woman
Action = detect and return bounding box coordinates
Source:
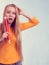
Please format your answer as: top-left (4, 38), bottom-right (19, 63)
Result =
top-left (0, 4), bottom-right (39, 65)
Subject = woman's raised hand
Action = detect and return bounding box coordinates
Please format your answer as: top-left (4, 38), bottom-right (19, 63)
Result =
top-left (16, 6), bottom-right (25, 15)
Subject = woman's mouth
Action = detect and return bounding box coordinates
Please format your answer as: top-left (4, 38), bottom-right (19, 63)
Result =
top-left (9, 18), bottom-right (13, 20)
top-left (7, 18), bottom-right (13, 24)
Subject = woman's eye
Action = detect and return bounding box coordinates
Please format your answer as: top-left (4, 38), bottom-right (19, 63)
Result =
top-left (7, 11), bottom-right (10, 13)
top-left (6, 11), bottom-right (16, 15)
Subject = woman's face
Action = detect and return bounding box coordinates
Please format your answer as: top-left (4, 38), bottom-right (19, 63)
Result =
top-left (4, 6), bottom-right (16, 24)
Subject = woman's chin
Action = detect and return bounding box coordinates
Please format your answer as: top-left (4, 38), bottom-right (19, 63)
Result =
top-left (8, 20), bottom-right (13, 24)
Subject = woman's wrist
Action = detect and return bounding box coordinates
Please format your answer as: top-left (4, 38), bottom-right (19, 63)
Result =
top-left (0, 36), bottom-right (4, 42)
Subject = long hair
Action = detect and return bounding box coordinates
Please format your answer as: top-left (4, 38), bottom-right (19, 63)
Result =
top-left (3, 4), bottom-right (23, 60)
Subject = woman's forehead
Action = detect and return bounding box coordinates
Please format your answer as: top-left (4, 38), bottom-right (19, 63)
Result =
top-left (6, 6), bottom-right (15, 9)
top-left (5, 6), bottom-right (16, 11)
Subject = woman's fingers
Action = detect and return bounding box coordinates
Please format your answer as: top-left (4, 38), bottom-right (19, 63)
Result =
top-left (2, 32), bottom-right (9, 39)
top-left (16, 6), bottom-right (23, 15)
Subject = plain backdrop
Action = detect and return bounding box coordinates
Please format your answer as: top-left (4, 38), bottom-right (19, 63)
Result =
top-left (0, 0), bottom-right (49, 65)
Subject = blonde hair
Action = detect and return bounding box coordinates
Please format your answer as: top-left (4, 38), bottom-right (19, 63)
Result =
top-left (3, 4), bottom-right (23, 60)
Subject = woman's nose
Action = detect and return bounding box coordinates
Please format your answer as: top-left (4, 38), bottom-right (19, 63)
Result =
top-left (9, 13), bottom-right (13, 17)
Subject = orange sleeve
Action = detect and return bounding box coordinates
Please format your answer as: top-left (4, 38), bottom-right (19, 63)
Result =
top-left (20, 17), bottom-right (39, 31)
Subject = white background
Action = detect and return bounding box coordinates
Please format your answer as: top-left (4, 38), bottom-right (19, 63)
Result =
top-left (0, 0), bottom-right (49, 65)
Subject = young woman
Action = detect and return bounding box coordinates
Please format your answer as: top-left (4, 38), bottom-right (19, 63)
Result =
top-left (0, 4), bottom-right (39, 65)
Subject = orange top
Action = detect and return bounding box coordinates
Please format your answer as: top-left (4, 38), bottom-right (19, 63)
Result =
top-left (0, 17), bottom-right (39, 64)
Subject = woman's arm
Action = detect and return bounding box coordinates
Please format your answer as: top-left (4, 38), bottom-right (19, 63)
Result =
top-left (0, 23), bottom-right (4, 42)
top-left (20, 17), bottom-right (39, 31)
top-left (0, 23), bottom-right (8, 43)
top-left (0, 36), bottom-right (4, 42)
top-left (17, 7), bottom-right (39, 31)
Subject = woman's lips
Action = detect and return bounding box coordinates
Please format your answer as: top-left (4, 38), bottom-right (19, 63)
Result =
top-left (9, 18), bottom-right (12, 20)
top-left (7, 18), bottom-right (13, 24)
